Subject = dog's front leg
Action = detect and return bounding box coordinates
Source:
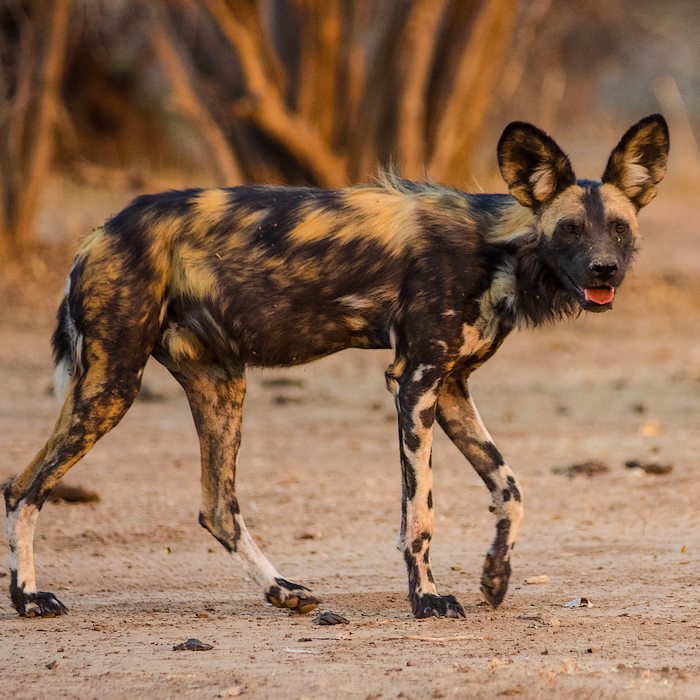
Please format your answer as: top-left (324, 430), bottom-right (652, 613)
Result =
top-left (436, 372), bottom-right (524, 608)
top-left (386, 358), bottom-right (465, 619)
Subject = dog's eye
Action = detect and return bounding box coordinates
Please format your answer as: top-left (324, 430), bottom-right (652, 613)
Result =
top-left (614, 221), bottom-right (628, 235)
top-left (563, 221), bottom-right (580, 236)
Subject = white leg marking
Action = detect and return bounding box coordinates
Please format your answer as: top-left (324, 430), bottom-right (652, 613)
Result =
top-left (233, 524), bottom-right (282, 590)
top-left (7, 501), bottom-right (39, 593)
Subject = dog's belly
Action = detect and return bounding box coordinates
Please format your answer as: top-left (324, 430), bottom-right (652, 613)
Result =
top-left (159, 289), bottom-right (394, 368)
top-left (231, 303), bottom-right (394, 366)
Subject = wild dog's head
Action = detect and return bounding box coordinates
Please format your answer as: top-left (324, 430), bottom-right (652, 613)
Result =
top-left (498, 115), bottom-right (669, 313)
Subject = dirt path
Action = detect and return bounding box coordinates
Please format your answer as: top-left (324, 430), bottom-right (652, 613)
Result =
top-left (1, 197), bottom-right (699, 698)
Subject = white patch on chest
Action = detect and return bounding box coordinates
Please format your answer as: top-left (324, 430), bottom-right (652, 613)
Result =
top-left (458, 324), bottom-right (492, 357)
top-left (458, 263), bottom-right (517, 359)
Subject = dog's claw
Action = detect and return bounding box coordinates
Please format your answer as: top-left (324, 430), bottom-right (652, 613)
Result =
top-left (19, 591), bottom-right (68, 618)
top-left (265, 578), bottom-right (319, 614)
top-left (412, 593), bottom-right (465, 619)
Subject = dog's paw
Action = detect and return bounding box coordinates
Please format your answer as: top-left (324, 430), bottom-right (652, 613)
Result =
top-left (19, 591), bottom-right (68, 618)
top-left (480, 552), bottom-right (511, 608)
top-left (412, 593), bottom-right (465, 619)
top-left (265, 578), bottom-right (319, 614)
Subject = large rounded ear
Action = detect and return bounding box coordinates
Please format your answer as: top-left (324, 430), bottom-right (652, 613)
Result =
top-left (497, 122), bottom-right (576, 209)
top-left (602, 114), bottom-right (669, 210)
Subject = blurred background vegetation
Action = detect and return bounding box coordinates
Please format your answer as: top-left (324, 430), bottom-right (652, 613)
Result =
top-left (1, 0), bottom-right (698, 263)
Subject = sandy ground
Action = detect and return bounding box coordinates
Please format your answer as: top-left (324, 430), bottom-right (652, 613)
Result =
top-left (1, 196), bottom-right (699, 699)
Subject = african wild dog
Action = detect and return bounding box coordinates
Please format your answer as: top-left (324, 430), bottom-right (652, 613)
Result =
top-left (5, 115), bottom-right (668, 619)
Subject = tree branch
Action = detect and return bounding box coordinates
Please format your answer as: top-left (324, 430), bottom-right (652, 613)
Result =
top-left (205, 0), bottom-right (347, 187)
top-left (150, 17), bottom-right (244, 186)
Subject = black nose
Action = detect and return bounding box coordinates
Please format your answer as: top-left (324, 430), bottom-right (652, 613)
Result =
top-left (589, 257), bottom-right (618, 279)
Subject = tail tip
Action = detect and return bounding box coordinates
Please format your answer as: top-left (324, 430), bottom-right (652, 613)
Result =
top-left (53, 358), bottom-right (72, 402)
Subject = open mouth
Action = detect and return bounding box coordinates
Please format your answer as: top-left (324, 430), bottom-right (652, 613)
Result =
top-left (560, 272), bottom-right (616, 312)
top-left (583, 286), bottom-right (615, 306)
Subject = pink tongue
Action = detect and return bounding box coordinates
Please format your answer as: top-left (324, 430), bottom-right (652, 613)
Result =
top-left (584, 287), bottom-right (615, 305)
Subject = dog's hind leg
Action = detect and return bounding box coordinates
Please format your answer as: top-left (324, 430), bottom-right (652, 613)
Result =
top-left (4, 352), bottom-right (145, 616)
top-left (436, 371), bottom-right (524, 608)
top-left (171, 364), bottom-right (319, 614)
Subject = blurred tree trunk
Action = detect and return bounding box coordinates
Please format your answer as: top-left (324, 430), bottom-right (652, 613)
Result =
top-left (428, 0), bottom-right (519, 181)
top-left (0, 0), bottom-right (526, 260)
top-left (204, 0), bottom-right (348, 186)
top-left (149, 12), bottom-right (244, 185)
top-left (396, 0), bottom-right (449, 179)
top-left (0, 0), bottom-right (71, 260)
top-left (296, 0), bottom-right (342, 146)
top-left (200, 0), bottom-right (519, 187)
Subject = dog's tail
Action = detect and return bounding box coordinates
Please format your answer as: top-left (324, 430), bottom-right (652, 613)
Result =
top-left (51, 269), bottom-right (84, 402)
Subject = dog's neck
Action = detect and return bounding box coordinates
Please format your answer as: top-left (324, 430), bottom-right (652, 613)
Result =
top-left (504, 234), bottom-right (581, 328)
